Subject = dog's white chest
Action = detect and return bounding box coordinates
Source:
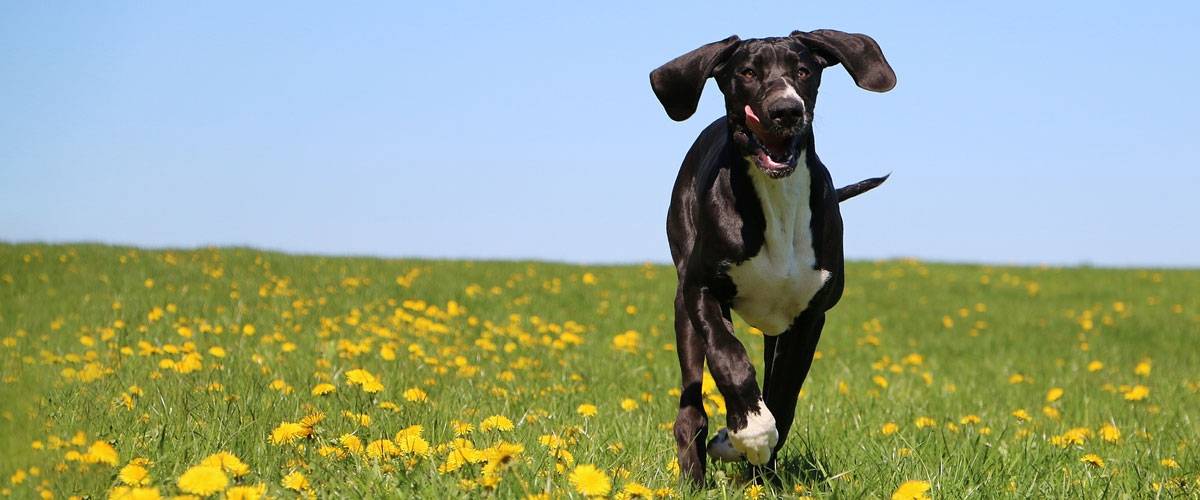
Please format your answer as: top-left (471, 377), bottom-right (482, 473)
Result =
top-left (727, 158), bottom-right (830, 335)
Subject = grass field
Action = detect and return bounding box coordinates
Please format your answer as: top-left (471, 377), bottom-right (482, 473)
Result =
top-left (0, 243), bottom-right (1197, 498)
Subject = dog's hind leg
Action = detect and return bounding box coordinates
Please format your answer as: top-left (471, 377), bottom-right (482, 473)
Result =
top-left (761, 310), bottom-right (825, 462)
top-left (683, 286), bottom-right (778, 466)
top-left (672, 286), bottom-right (709, 485)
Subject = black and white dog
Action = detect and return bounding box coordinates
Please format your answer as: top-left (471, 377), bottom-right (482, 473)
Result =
top-left (649, 29), bottom-right (895, 484)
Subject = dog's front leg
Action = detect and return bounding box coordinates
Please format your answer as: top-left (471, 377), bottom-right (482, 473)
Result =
top-left (684, 286), bottom-right (778, 466)
top-left (672, 286), bottom-right (709, 485)
top-left (761, 310), bottom-right (825, 465)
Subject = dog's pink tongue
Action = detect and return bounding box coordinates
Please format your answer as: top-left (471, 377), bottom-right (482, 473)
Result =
top-left (744, 105), bottom-right (788, 156)
top-left (744, 105), bottom-right (763, 128)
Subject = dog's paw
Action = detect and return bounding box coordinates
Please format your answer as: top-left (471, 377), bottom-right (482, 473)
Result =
top-left (706, 428), bottom-right (744, 462)
top-left (729, 404), bottom-right (778, 465)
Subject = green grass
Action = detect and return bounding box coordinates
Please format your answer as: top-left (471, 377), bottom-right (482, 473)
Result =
top-left (1, 243), bottom-right (1198, 498)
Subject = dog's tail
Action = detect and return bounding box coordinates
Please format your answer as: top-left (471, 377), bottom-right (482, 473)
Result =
top-left (837, 173), bottom-right (890, 202)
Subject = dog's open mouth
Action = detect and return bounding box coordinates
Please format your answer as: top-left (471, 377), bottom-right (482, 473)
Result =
top-left (732, 105), bottom-right (802, 178)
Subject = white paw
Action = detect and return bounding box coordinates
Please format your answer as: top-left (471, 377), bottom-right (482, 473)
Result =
top-left (729, 403), bottom-right (778, 465)
top-left (706, 428), bottom-right (744, 462)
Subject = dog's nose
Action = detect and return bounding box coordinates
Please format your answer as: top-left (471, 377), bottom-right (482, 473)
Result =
top-left (768, 100), bottom-right (804, 128)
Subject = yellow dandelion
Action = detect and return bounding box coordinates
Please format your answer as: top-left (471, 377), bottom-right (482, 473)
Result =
top-left (1042, 406), bottom-right (1061, 420)
top-left (1011, 409), bottom-right (1031, 422)
top-left (339, 434), bottom-right (364, 454)
top-left (342, 411), bottom-right (371, 427)
top-left (482, 441), bottom-right (524, 476)
top-left (569, 464), bottom-right (612, 497)
top-left (881, 422), bottom-right (899, 435)
top-left (281, 470), bottom-right (309, 491)
top-left (1123, 385), bottom-right (1149, 401)
top-left (744, 484), bottom-right (764, 500)
top-left (396, 428), bottom-right (431, 456)
top-left (177, 465), bottom-right (228, 496)
top-left (200, 452), bottom-right (250, 477)
top-left (118, 463), bottom-right (151, 486)
top-left (959, 415), bottom-right (981, 425)
top-left (577, 404), bottom-right (598, 417)
top-left (452, 421), bottom-right (474, 436)
top-left (403, 387), bottom-right (428, 402)
top-left (1087, 360), bottom-right (1104, 372)
top-left (225, 484), bottom-right (267, 500)
top-left (311, 383), bottom-right (336, 396)
top-left (620, 398), bottom-right (639, 412)
top-left (269, 421), bottom-right (309, 445)
top-left (108, 486), bottom-right (162, 500)
top-left (1080, 453), bottom-right (1105, 468)
top-left (914, 417), bottom-right (936, 429)
top-left (1135, 359), bottom-right (1152, 377)
top-left (366, 439), bottom-right (401, 458)
top-left (480, 415), bottom-right (514, 432)
top-left (618, 482), bottom-right (654, 499)
top-left (1099, 423), bottom-right (1121, 443)
top-left (892, 480), bottom-right (931, 500)
top-left (1046, 387), bottom-right (1064, 402)
top-left (346, 368), bottom-right (384, 393)
top-left (85, 441), bottom-right (119, 466)
top-left (1161, 458), bottom-right (1179, 469)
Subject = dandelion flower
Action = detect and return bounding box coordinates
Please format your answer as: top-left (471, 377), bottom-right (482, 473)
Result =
top-left (346, 368), bottom-right (384, 393)
top-left (108, 487), bottom-right (162, 500)
top-left (270, 421), bottom-right (309, 445)
top-left (339, 434), bottom-right (364, 454)
top-left (452, 421), bottom-right (474, 436)
top-left (881, 422), bottom-right (899, 435)
top-left (366, 439), bottom-right (400, 459)
top-left (1080, 453), bottom-right (1105, 468)
top-left (891, 480), bottom-right (931, 500)
top-left (1046, 387), bottom-right (1064, 402)
top-left (569, 464), bottom-right (612, 497)
top-left (577, 404), bottom-right (598, 417)
top-left (311, 383), bottom-right (336, 396)
top-left (1123, 385), bottom-right (1149, 401)
top-left (225, 484), bottom-right (267, 500)
top-left (480, 415), bottom-right (514, 432)
top-left (177, 465), bottom-right (228, 496)
top-left (85, 441), bottom-right (119, 466)
top-left (619, 482), bottom-right (654, 499)
top-left (118, 463), bottom-right (151, 486)
top-left (200, 452), bottom-right (250, 477)
top-left (1087, 360), bottom-right (1104, 372)
top-left (403, 387), bottom-right (428, 402)
top-left (281, 470), bottom-right (309, 491)
top-left (620, 398), bottom-right (639, 412)
top-left (744, 484), bottom-right (764, 500)
top-left (1011, 409), bottom-right (1031, 422)
top-left (1099, 423), bottom-right (1121, 443)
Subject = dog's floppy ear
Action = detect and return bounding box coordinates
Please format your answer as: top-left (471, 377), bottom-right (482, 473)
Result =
top-left (650, 35), bottom-right (740, 121)
top-left (791, 29), bottom-right (895, 92)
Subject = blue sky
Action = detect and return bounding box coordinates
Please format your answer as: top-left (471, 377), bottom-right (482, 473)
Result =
top-left (2, 2), bottom-right (1197, 266)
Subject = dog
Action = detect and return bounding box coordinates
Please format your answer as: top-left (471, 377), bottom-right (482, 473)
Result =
top-left (649, 29), bottom-right (895, 484)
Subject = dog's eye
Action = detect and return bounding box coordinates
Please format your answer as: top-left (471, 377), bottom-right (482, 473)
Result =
top-left (738, 68), bottom-right (756, 79)
top-left (797, 67), bottom-right (811, 79)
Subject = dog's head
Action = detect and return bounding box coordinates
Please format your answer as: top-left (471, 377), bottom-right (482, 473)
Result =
top-left (651, 30), bottom-right (895, 178)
